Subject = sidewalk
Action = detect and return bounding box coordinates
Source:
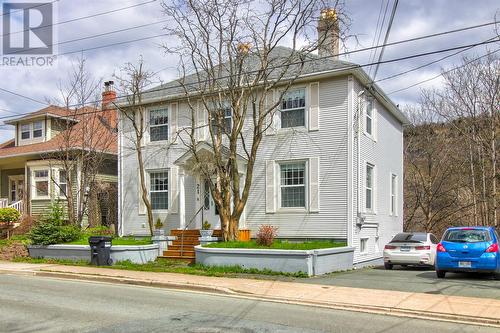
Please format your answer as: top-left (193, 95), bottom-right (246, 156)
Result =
top-left (1, 261), bottom-right (499, 327)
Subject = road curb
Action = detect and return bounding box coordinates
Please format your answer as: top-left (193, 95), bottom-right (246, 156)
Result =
top-left (2, 268), bottom-right (500, 328)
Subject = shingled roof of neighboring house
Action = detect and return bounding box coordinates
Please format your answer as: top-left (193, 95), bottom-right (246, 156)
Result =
top-left (3, 105), bottom-right (77, 124)
top-left (0, 106), bottom-right (117, 159)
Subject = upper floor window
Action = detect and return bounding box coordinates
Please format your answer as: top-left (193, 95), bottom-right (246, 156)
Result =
top-left (210, 102), bottom-right (232, 134)
top-left (365, 163), bottom-right (375, 212)
top-left (149, 170), bottom-right (168, 210)
top-left (20, 121), bottom-right (44, 140)
top-left (280, 162), bottom-right (306, 208)
top-left (365, 99), bottom-right (374, 136)
top-left (281, 88), bottom-right (305, 128)
top-left (149, 109), bottom-right (168, 141)
top-left (33, 121), bottom-right (43, 138)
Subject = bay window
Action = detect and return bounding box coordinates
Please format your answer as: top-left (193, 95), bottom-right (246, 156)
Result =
top-left (33, 169), bottom-right (49, 198)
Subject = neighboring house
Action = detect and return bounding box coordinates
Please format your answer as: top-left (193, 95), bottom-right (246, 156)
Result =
top-left (118, 13), bottom-right (409, 265)
top-left (0, 85), bottom-right (118, 225)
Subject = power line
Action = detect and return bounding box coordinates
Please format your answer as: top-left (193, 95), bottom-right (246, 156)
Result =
top-left (2, 37), bottom-right (497, 121)
top-left (1, 0), bottom-right (58, 17)
top-left (0, 21), bottom-right (498, 118)
top-left (372, 0), bottom-right (399, 80)
top-left (7, 19), bottom-right (169, 56)
top-left (387, 48), bottom-right (500, 95)
top-left (1, 0), bottom-right (157, 38)
top-left (375, 35), bottom-right (498, 83)
top-left (368, 0), bottom-right (390, 77)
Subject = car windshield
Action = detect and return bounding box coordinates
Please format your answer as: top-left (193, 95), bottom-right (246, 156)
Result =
top-left (390, 233), bottom-right (426, 243)
top-left (443, 229), bottom-right (491, 243)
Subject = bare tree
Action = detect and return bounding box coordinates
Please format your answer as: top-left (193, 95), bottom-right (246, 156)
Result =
top-left (44, 58), bottom-right (117, 226)
top-left (422, 51), bottom-right (499, 227)
top-left (160, 0), bottom-right (349, 240)
top-left (114, 59), bottom-right (159, 236)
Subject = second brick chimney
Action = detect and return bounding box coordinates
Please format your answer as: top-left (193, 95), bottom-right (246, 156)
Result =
top-left (102, 81), bottom-right (117, 111)
top-left (317, 8), bottom-right (340, 60)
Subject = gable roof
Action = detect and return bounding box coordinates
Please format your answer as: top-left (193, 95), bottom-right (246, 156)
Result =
top-left (125, 46), bottom-right (408, 124)
top-left (0, 107), bottom-right (117, 159)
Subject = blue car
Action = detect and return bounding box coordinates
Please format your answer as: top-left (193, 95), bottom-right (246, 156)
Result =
top-left (435, 226), bottom-right (500, 278)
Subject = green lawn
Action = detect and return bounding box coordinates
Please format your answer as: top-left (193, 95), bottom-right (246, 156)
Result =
top-left (65, 237), bottom-right (152, 246)
top-left (203, 240), bottom-right (346, 250)
top-left (14, 257), bottom-right (308, 278)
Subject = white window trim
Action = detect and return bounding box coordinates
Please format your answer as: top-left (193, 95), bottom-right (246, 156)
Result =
top-left (277, 159), bottom-right (308, 212)
top-left (148, 168), bottom-right (169, 212)
top-left (363, 97), bottom-right (376, 141)
top-left (364, 161), bottom-right (376, 214)
top-left (20, 121), bottom-right (45, 141)
top-left (390, 173), bottom-right (398, 216)
top-left (148, 108), bottom-right (169, 143)
top-left (360, 237), bottom-right (369, 254)
top-left (31, 167), bottom-right (51, 200)
top-left (278, 86), bottom-right (308, 131)
top-left (55, 168), bottom-right (68, 199)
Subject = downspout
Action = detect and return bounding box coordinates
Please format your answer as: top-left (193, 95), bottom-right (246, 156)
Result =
top-left (356, 90), bottom-right (365, 225)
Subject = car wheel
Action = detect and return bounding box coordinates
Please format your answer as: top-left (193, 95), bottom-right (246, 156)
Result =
top-left (436, 270), bottom-right (446, 278)
top-left (384, 263), bottom-right (393, 270)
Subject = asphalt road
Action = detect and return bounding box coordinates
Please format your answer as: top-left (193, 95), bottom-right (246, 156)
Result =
top-left (303, 266), bottom-right (500, 300)
top-left (0, 274), bottom-right (498, 333)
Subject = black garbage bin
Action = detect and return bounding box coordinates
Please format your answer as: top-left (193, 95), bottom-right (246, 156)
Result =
top-left (88, 236), bottom-right (113, 266)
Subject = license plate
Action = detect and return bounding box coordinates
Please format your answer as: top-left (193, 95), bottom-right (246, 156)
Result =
top-left (458, 261), bottom-right (471, 268)
top-left (400, 246), bottom-right (410, 252)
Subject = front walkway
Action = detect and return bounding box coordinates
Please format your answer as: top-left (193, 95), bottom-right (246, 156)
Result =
top-left (1, 261), bottom-right (499, 327)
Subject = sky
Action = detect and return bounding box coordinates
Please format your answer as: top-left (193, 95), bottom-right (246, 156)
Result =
top-left (0, 0), bottom-right (498, 141)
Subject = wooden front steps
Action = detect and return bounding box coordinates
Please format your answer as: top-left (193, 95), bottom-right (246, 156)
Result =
top-left (160, 229), bottom-right (222, 262)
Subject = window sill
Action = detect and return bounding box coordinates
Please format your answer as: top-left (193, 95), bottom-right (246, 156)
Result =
top-left (278, 126), bottom-right (307, 134)
top-left (277, 207), bottom-right (307, 214)
top-left (363, 132), bottom-right (377, 142)
top-left (152, 209), bottom-right (169, 213)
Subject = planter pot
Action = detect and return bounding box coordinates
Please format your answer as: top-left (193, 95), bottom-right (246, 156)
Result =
top-left (238, 229), bottom-right (251, 242)
top-left (153, 229), bottom-right (165, 236)
top-left (200, 229), bottom-right (214, 238)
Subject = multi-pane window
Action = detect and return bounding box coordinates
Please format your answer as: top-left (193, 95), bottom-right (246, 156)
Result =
top-left (365, 99), bottom-right (373, 136)
top-left (33, 169), bottom-right (49, 198)
top-left (280, 162), bottom-right (306, 208)
top-left (390, 173), bottom-right (397, 215)
top-left (149, 170), bottom-right (168, 210)
top-left (210, 102), bottom-right (232, 134)
top-left (281, 89), bottom-right (305, 128)
top-left (149, 109), bottom-right (169, 141)
top-left (365, 163), bottom-right (374, 211)
top-left (21, 124), bottom-right (30, 139)
top-left (59, 170), bottom-right (68, 196)
top-left (33, 121), bottom-right (43, 138)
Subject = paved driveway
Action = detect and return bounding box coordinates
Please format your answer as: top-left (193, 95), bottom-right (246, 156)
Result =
top-left (301, 266), bottom-right (500, 300)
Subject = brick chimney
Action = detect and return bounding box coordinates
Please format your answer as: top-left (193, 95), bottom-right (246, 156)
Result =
top-left (317, 8), bottom-right (339, 59)
top-left (102, 81), bottom-right (117, 110)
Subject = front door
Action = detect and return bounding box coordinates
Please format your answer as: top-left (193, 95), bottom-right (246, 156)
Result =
top-left (202, 179), bottom-right (220, 229)
top-left (9, 176), bottom-right (24, 204)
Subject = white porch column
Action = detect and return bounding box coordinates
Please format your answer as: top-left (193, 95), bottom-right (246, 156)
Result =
top-left (179, 169), bottom-right (186, 230)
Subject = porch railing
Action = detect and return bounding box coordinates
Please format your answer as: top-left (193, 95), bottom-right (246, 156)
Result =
top-left (8, 200), bottom-right (24, 215)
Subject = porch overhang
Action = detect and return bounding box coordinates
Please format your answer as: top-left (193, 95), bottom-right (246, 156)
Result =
top-left (174, 141), bottom-right (247, 175)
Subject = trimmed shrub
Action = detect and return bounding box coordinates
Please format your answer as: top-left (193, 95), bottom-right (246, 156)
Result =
top-left (28, 201), bottom-right (81, 245)
top-left (255, 225), bottom-right (278, 247)
top-left (85, 226), bottom-right (114, 236)
top-left (0, 207), bottom-right (21, 224)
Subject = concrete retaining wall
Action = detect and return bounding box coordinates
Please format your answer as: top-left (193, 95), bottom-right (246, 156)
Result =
top-left (28, 244), bottom-right (159, 264)
top-left (195, 246), bottom-right (355, 276)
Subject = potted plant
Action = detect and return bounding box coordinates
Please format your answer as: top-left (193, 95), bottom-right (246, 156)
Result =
top-left (200, 220), bottom-right (213, 238)
top-left (154, 218), bottom-right (164, 236)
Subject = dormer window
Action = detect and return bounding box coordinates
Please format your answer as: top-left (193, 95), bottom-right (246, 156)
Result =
top-left (33, 121), bottom-right (43, 138)
top-left (21, 124), bottom-right (31, 139)
top-left (19, 121), bottom-right (44, 141)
